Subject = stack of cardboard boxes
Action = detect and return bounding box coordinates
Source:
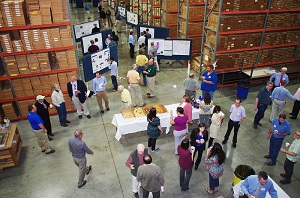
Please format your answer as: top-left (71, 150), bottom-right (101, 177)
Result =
top-left (0, 81), bottom-right (13, 100)
top-left (39, 0), bottom-right (51, 24)
top-left (1, 102), bottom-right (18, 120)
top-left (59, 26), bottom-right (73, 47)
top-left (161, 0), bottom-right (179, 38)
top-left (26, 0), bottom-right (42, 25)
top-left (50, 0), bottom-right (63, 23)
top-left (0, 33), bottom-right (13, 53)
top-left (18, 99), bottom-right (35, 117)
top-left (0, 0), bottom-right (26, 27)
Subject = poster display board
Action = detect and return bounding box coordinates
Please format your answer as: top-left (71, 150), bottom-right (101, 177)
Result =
top-left (82, 32), bottom-right (103, 53)
top-left (139, 27), bottom-right (154, 38)
top-left (148, 38), bottom-right (164, 55)
top-left (91, 48), bottom-right (110, 73)
top-left (172, 40), bottom-right (191, 56)
top-left (118, 6), bottom-right (126, 17)
top-left (74, 20), bottom-right (100, 40)
top-left (126, 11), bottom-right (138, 25)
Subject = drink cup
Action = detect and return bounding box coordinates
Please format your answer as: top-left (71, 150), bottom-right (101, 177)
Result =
top-left (286, 142), bottom-right (290, 147)
top-left (49, 104), bottom-right (53, 108)
top-left (191, 146), bottom-right (195, 151)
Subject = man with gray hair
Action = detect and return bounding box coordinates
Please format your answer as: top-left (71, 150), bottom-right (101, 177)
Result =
top-left (183, 73), bottom-right (200, 102)
top-left (51, 83), bottom-right (70, 127)
top-left (126, 144), bottom-right (148, 198)
top-left (149, 42), bottom-right (160, 71)
top-left (270, 67), bottom-right (289, 88)
top-left (69, 129), bottom-right (93, 188)
top-left (117, 85), bottom-right (132, 109)
top-left (127, 64), bottom-right (146, 107)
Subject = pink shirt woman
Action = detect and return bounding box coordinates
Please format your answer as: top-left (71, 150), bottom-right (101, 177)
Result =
top-left (179, 95), bottom-right (193, 123)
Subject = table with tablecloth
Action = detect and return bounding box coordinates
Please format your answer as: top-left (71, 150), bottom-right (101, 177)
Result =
top-left (112, 103), bottom-right (200, 141)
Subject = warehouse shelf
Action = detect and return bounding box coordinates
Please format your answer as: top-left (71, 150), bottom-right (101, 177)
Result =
top-left (220, 8), bottom-right (300, 15)
top-left (166, 23), bottom-right (178, 27)
top-left (0, 46), bottom-right (76, 58)
top-left (167, 10), bottom-right (178, 13)
top-left (152, 16), bottom-right (161, 19)
top-left (0, 21), bottom-right (72, 31)
top-left (152, 4), bottom-right (161, 8)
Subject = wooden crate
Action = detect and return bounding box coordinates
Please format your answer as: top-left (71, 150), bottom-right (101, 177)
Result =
top-left (180, 20), bottom-right (203, 35)
top-left (162, 12), bottom-right (178, 25)
top-left (162, 0), bottom-right (178, 11)
top-left (180, 5), bottom-right (205, 19)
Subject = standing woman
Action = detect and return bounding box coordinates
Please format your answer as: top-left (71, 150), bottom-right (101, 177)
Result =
top-left (199, 92), bottom-right (214, 129)
top-left (170, 107), bottom-right (188, 155)
top-left (178, 137), bottom-right (194, 191)
top-left (209, 105), bottom-right (225, 147)
top-left (190, 122), bottom-right (208, 170)
top-left (204, 143), bottom-right (226, 194)
top-left (147, 108), bottom-right (163, 152)
top-left (179, 95), bottom-right (193, 124)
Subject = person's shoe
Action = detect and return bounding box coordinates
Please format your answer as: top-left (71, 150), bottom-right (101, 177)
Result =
top-left (41, 149), bottom-right (45, 152)
top-left (280, 179), bottom-right (291, 184)
top-left (101, 110), bottom-right (105, 113)
top-left (86, 115), bottom-right (91, 119)
top-left (267, 162), bottom-right (275, 166)
top-left (86, 166), bottom-right (92, 175)
top-left (290, 117), bottom-right (297, 120)
top-left (148, 95), bottom-right (154, 98)
top-left (151, 148), bottom-right (160, 152)
top-left (48, 136), bottom-right (53, 141)
top-left (280, 173), bottom-right (286, 178)
top-left (49, 133), bottom-right (54, 136)
top-left (79, 115), bottom-right (83, 119)
top-left (78, 180), bottom-right (87, 188)
top-left (222, 140), bottom-right (227, 144)
top-left (46, 150), bottom-right (55, 154)
top-left (107, 108), bottom-right (110, 111)
top-left (65, 120), bottom-right (71, 123)
top-left (232, 143), bottom-right (237, 148)
top-left (146, 93), bottom-right (150, 95)
top-left (195, 166), bottom-right (198, 171)
top-left (264, 155), bottom-right (271, 159)
top-left (181, 187), bottom-right (189, 191)
top-left (253, 123), bottom-right (258, 129)
top-left (257, 123), bottom-right (262, 126)
top-left (289, 113), bottom-right (293, 115)
top-left (133, 192), bottom-right (139, 198)
top-left (112, 89), bottom-right (117, 92)
top-left (61, 124), bottom-right (68, 127)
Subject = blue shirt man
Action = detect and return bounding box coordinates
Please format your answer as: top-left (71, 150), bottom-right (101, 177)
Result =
top-left (241, 171), bottom-right (277, 198)
top-left (108, 57), bottom-right (118, 91)
top-left (270, 67), bottom-right (289, 87)
top-left (92, 72), bottom-right (110, 112)
top-left (200, 65), bottom-right (218, 100)
top-left (28, 111), bottom-right (44, 130)
top-left (129, 31), bottom-right (135, 58)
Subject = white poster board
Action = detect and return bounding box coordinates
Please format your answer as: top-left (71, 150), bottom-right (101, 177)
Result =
top-left (172, 40), bottom-right (191, 56)
top-left (82, 33), bottom-right (103, 54)
top-left (148, 39), bottom-right (165, 55)
top-left (126, 11), bottom-right (138, 25)
top-left (164, 40), bottom-right (173, 56)
top-left (91, 48), bottom-right (110, 73)
top-left (74, 20), bottom-right (99, 40)
top-left (118, 7), bottom-right (126, 17)
top-left (139, 27), bottom-right (155, 38)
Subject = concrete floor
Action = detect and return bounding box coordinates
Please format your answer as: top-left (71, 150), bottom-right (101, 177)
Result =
top-left (0, 2), bottom-right (300, 198)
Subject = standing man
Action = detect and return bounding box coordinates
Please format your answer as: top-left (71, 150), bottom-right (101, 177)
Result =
top-left (127, 64), bottom-right (146, 107)
top-left (269, 80), bottom-right (296, 122)
top-left (67, 76), bottom-right (91, 119)
top-left (265, 114), bottom-right (291, 166)
top-left (91, 23), bottom-right (100, 34)
top-left (129, 31), bottom-right (135, 58)
top-left (149, 42), bottom-right (160, 71)
top-left (105, 34), bottom-right (111, 48)
top-left (84, 4), bottom-right (91, 19)
top-left (183, 73), bottom-right (200, 102)
top-left (270, 67), bottom-right (289, 88)
top-left (290, 87), bottom-right (300, 119)
top-left (137, 154), bottom-right (164, 198)
top-left (136, 49), bottom-right (148, 86)
top-left (115, 11), bottom-right (123, 33)
top-left (108, 57), bottom-right (118, 92)
top-left (253, 81), bottom-right (273, 129)
top-left (200, 65), bottom-right (218, 100)
top-left (143, 59), bottom-right (156, 98)
top-left (138, 32), bottom-right (145, 48)
top-left (68, 129), bottom-right (93, 188)
top-left (144, 28), bottom-right (151, 47)
top-left (92, 72), bottom-right (110, 113)
top-left (106, 8), bottom-right (113, 27)
top-left (126, 144), bottom-right (148, 198)
top-left (51, 83), bottom-right (70, 127)
top-left (241, 171), bottom-right (278, 198)
top-left (100, 8), bottom-right (106, 24)
top-left (222, 97), bottom-right (246, 148)
top-left (27, 104), bottom-right (55, 154)
top-left (117, 85), bottom-right (132, 109)
top-left (279, 130), bottom-right (300, 184)
top-left (35, 95), bottom-right (54, 140)
top-left (88, 40), bottom-right (99, 54)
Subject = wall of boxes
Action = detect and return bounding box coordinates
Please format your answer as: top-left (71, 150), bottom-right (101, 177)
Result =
top-left (0, 0), bottom-right (78, 121)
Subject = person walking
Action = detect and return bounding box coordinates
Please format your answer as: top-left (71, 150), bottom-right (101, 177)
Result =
top-left (92, 71), bottom-right (110, 113)
top-left (183, 73), bottom-right (200, 102)
top-left (143, 59), bottom-right (156, 98)
top-left (136, 49), bottom-right (148, 86)
top-left (68, 129), bottom-right (93, 188)
top-left (27, 104), bottom-right (55, 154)
top-left (97, 3), bottom-right (102, 18)
top-left (289, 87), bottom-right (300, 119)
top-left (127, 64), bottom-right (146, 107)
top-left (279, 129), bottom-right (300, 184)
top-left (204, 143), bottom-right (226, 195)
top-left (222, 97), bottom-right (246, 148)
top-left (253, 81), bottom-right (273, 129)
top-left (126, 144), bottom-right (148, 198)
top-left (117, 85), bottom-right (132, 109)
top-left (199, 92), bottom-right (213, 129)
top-left (100, 8), bottom-right (106, 24)
top-left (200, 65), bottom-right (218, 100)
top-left (178, 137), bottom-right (194, 191)
top-left (106, 8), bottom-right (113, 27)
top-left (129, 31), bottom-right (135, 58)
top-left (147, 108), bottom-right (163, 152)
top-left (115, 11), bottom-right (123, 33)
top-left (84, 4), bottom-right (91, 19)
top-left (51, 83), bottom-right (70, 127)
top-left (269, 80), bottom-right (296, 122)
top-left (108, 57), bottom-right (118, 92)
top-left (209, 105), bottom-right (225, 147)
top-left (170, 107), bottom-right (189, 155)
top-left (265, 114), bottom-right (291, 166)
top-left (137, 154), bottom-right (165, 198)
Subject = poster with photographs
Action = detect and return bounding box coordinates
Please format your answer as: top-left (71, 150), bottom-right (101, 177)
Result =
top-left (74, 20), bottom-right (100, 40)
top-left (118, 7), bottom-right (126, 17)
top-left (82, 32), bottom-right (103, 54)
top-left (91, 48), bottom-right (110, 73)
top-left (139, 26), bottom-right (155, 38)
top-left (126, 11), bottom-right (138, 25)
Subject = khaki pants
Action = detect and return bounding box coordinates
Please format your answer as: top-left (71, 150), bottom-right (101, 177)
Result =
top-left (130, 83), bottom-right (143, 107)
top-left (32, 129), bottom-right (51, 152)
top-left (72, 96), bottom-right (90, 116)
top-left (121, 102), bottom-right (130, 109)
top-left (96, 90), bottom-right (109, 110)
top-left (147, 76), bottom-right (156, 97)
top-left (154, 56), bottom-right (160, 71)
top-left (73, 157), bottom-right (89, 186)
top-left (270, 99), bottom-right (286, 121)
top-left (116, 20), bottom-right (122, 32)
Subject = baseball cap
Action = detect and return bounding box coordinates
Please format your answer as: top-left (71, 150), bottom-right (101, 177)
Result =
top-left (36, 95), bottom-right (45, 100)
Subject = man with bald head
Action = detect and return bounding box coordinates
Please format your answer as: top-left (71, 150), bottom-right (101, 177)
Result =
top-left (69, 129), bottom-right (93, 188)
top-left (183, 73), bottom-right (200, 102)
top-left (67, 76), bottom-right (91, 119)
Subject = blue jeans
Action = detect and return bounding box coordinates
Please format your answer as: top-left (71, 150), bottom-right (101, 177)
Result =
top-left (137, 66), bottom-right (147, 85)
top-left (202, 91), bottom-right (214, 100)
top-left (254, 103), bottom-right (268, 124)
top-left (269, 135), bottom-right (284, 164)
top-left (180, 167), bottom-right (192, 191)
top-left (111, 75), bottom-right (118, 90)
top-left (209, 173), bottom-right (219, 191)
top-left (56, 102), bottom-right (67, 125)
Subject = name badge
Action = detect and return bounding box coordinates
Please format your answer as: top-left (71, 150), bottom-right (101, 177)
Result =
top-left (261, 188), bottom-right (266, 191)
top-left (208, 76), bottom-right (211, 78)
top-left (274, 125), bottom-right (276, 128)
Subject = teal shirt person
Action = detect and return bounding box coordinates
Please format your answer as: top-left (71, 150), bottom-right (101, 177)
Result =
top-left (146, 64), bottom-right (156, 77)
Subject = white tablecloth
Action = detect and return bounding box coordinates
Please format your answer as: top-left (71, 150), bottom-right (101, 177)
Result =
top-left (232, 177), bottom-right (290, 198)
top-left (112, 103), bottom-right (200, 141)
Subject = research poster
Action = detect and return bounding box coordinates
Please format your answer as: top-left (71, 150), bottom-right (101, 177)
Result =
top-left (172, 40), bottom-right (191, 56)
top-left (74, 20), bottom-right (99, 40)
top-left (82, 32), bottom-right (103, 54)
top-left (118, 7), bottom-right (126, 17)
top-left (126, 11), bottom-right (138, 25)
top-left (91, 48), bottom-right (110, 73)
top-left (148, 39), bottom-right (164, 55)
top-left (139, 27), bottom-right (155, 38)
